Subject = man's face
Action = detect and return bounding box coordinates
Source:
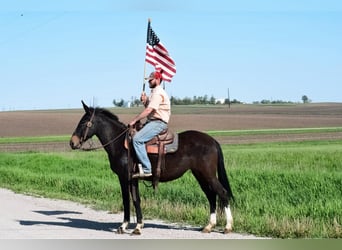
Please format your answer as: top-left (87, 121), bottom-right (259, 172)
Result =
top-left (149, 78), bottom-right (157, 88)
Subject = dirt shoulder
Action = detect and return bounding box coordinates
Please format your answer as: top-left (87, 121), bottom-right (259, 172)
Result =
top-left (0, 188), bottom-right (263, 239)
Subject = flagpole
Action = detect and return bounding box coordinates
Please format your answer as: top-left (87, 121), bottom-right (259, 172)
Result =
top-left (143, 18), bottom-right (152, 92)
top-left (142, 60), bottom-right (147, 92)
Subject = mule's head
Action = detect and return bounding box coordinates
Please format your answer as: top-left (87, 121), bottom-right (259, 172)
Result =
top-left (70, 101), bottom-right (96, 149)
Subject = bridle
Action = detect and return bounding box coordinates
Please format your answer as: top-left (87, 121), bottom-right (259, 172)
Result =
top-left (81, 109), bottom-right (95, 144)
top-left (79, 110), bottom-right (129, 151)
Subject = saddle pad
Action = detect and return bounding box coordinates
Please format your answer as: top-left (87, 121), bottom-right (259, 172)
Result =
top-left (146, 133), bottom-right (179, 154)
top-left (165, 133), bottom-right (179, 153)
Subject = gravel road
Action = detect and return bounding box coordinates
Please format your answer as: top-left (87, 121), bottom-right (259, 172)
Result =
top-left (0, 188), bottom-right (262, 239)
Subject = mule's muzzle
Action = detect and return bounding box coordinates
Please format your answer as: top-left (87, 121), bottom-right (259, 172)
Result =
top-left (70, 135), bottom-right (82, 150)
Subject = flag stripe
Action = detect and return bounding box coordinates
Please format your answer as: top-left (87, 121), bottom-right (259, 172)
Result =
top-left (145, 45), bottom-right (176, 66)
top-left (146, 45), bottom-right (175, 65)
top-left (145, 56), bottom-right (176, 81)
top-left (146, 56), bottom-right (176, 76)
top-left (146, 49), bottom-right (176, 73)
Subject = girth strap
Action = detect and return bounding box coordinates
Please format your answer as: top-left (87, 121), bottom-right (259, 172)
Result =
top-left (153, 139), bottom-right (165, 190)
top-left (126, 127), bottom-right (178, 190)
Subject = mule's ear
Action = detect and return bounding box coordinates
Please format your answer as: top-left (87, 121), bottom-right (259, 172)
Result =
top-left (81, 100), bottom-right (90, 113)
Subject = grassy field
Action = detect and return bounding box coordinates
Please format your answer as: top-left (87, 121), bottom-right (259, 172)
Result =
top-left (0, 135), bottom-right (341, 238)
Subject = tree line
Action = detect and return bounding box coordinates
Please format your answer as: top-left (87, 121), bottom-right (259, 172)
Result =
top-left (113, 95), bottom-right (311, 107)
top-left (113, 95), bottom-right (241, 107)
top-left (170, 95), bottom-right (241, 105)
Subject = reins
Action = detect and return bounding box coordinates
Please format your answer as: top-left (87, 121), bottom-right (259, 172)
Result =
top-left (80, 128), bottom-right (129, 151)
top-left (79, 110), bottom-right (129, 151)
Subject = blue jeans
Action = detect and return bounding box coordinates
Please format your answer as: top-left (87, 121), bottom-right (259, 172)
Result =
top-left (132, 120), bottom-right (167, 173)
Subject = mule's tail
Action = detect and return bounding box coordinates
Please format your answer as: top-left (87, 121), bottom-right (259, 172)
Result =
top-left (215, 140), bottom-right (234, 207)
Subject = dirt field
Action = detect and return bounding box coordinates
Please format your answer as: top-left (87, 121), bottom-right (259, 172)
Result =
top-left (1, 103), bottom-right (342, 151)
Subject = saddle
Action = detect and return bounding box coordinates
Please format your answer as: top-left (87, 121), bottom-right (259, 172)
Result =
top-left (125, 127), bottom-right (179, 189)
top-left (145, 129), bottom-right (178, 154)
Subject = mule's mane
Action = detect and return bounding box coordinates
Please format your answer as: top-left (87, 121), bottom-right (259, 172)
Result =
top-left (92, 107), bottom-right (126, 128)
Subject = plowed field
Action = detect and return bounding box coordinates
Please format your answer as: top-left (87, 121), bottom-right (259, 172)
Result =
top-left (1, 103), bottom-right (342, 151)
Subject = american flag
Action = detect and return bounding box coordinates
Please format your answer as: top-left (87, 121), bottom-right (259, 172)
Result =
top-left (145, 21), bottom-right (176, 82)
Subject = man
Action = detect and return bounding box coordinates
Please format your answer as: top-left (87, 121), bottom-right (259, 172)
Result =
top-left (129, 71), bottom-right (171, 178)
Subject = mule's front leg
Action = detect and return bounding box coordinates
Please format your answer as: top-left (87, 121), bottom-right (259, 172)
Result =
top-left (117, 179), bottom-right (131, 234)
top-left (130, 179), bottom-right (144, 235)
top-left (117, 221), bottom-right (129, 234)
top-left (132, 223), bottom-right (144, 235)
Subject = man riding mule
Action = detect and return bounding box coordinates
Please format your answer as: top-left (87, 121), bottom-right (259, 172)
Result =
top-left (70, 102), bottom-right (234, 235)
top-left (129, 71), bottom-right (171, 179)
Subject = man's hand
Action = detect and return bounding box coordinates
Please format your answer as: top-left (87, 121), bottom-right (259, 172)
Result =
top-left (129, 119), bottom-right (137, 127)
top-left (140, 92), bottom-right (147, 105)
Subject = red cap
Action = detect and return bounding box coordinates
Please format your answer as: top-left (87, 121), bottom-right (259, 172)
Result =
top-left (146, 71), bottom-right (162, 81)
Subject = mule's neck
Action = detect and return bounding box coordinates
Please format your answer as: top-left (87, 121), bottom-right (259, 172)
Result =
top-left (95, 116), bottom-right (127, 156)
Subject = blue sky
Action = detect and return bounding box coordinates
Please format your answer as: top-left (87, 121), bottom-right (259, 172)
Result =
top-left (1, 0), bottom-right (341, 110)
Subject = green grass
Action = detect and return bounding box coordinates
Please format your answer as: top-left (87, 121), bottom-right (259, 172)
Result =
top-left (0, 138), bottom-right (341, 238)
top-left (0, 136), bottom-right (70, 144)
top-left (0, 151), bottom-right (121, 209)
top-left (206, 127), bottom-right (342, 136)
top-left (222, 140), bottom-right (342, 238)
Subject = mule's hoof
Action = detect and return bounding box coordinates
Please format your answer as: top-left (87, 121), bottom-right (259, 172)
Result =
top-left (201, 227), bottom-right (211, 233)
top-left (202, 223), bottom-right (215, 233)
top-left (116, 227), bottom-right (125, 234)
top-left (224, 228), bottom-right (232, 234)
top-left (131, 228), bottom-right (142, 235)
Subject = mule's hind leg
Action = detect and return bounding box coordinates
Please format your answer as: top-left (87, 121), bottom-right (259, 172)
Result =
top-left (192, 173), bottom-right (217, 233)
top-left (196, 175), bottom-right (233, 234)
top-left (223, 205), bottom-right (233, 234)
top-left (202, 189), bottom-right (217, 233)
top-left (210, 178), bottom-right (234, 234)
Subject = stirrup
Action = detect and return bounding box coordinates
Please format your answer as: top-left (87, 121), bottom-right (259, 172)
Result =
top-left (132, 172), bottom-right (152, 178)
top-left (132, 164), bottom-right (152, 178)
top-left (138, 164), bottom-right (144, 175)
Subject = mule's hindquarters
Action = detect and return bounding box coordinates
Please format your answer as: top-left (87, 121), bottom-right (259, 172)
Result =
top-left (181, 130), bottom-right (233, 234)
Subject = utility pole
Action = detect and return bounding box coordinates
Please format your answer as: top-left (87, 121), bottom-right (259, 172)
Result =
top-left (227, 88), bottom-right (231, 109)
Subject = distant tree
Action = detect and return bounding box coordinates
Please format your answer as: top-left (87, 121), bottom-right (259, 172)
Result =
top-left (224, 98), bottom-right (231, 105)
top-left (133, 98), bottom-right (140, 107)
top-left (209, 95), bottom-right (216, 105)
top-left (113, 99), bottom-right (124, 107)
top-left (183, 97), bottom-right (192, 105)
top-left (193, 96), bottom-right (198, 104)
top-left (231, 99), bottom-right (242, 104)
top-left (302, 95), bottom-right (309, 103)
top-left (203, 95), bottom-right (208, 104)
top-left (261, 99), bottom-right (271, 104)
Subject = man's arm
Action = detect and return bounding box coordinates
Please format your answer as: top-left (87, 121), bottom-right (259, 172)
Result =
top-left (129, 107), bottom-right (154, 126)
